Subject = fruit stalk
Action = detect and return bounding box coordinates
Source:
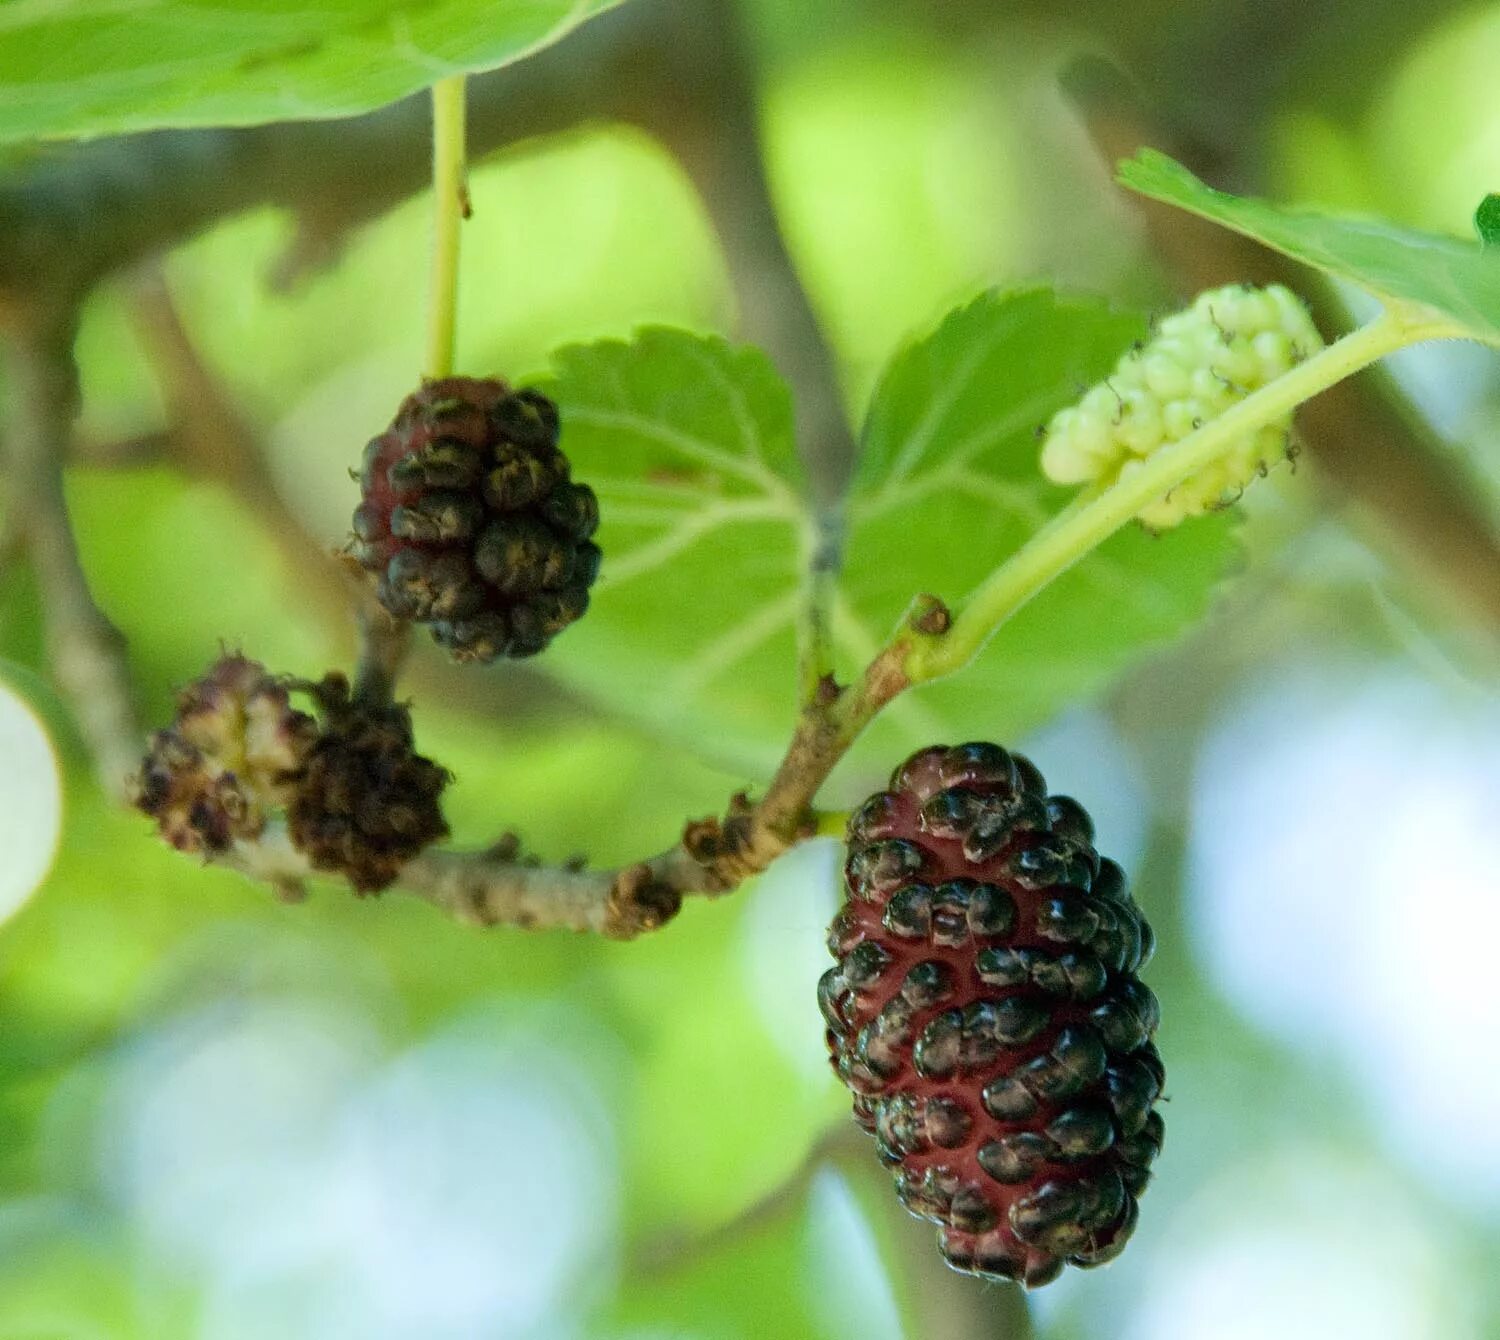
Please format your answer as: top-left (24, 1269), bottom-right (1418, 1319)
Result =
top-left (425, 75), bottom-right (468, 381)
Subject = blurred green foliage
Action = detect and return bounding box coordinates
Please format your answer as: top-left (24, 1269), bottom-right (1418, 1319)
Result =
top-left (3, 2), bottom-right (1500, 1337)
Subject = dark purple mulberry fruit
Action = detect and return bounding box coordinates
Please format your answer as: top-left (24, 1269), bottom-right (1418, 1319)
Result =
top-left (352, 377), bottom-right (601, 662)
top-left (286, 674), bottom-right (450, 893)
top-left (821, 743), bottom-right (1163, 1287)
top-left (131, 656), bottom-right (317, 854)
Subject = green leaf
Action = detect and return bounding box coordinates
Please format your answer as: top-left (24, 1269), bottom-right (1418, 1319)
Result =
top-left (1476, 194), bottom-right (1500, 248)
top-left (1118, 149), bottom-right (1500, 345)
top-left (0, 0), bottom-right (620, 144)
top-left (536, 301), bottom-right (1239, 787)
top-left (833, 289), bottom-right (1239, 794)
top-left (537, 328), bottom-right (814, 775)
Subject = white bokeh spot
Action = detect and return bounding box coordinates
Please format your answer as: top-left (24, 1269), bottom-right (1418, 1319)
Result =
top-left (1121, 1147), bottom-right (1477, 1340)
top-left (98, 998), bottom-right (618, 1339)
top-left (739, 837), bottom-right (843, 1086)
top-left (1023, 708), bottom-right (1150, 876)
top-left (1188, 667), bottom-right (1500, 1204)
top-left (803, 1169), bottom-right (903, 1340)
top-left (0, 677), bottom-right (63, 922)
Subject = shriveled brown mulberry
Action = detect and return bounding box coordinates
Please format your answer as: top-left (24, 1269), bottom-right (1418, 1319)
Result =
top-left (131, 656), bottom-right (316, 854)
top-left (286, 675), bottom-right (449, 893)
top-left (352, 377), bottom-right (600, 662)
top-left (821, 743), bottom-right (1163, 1287)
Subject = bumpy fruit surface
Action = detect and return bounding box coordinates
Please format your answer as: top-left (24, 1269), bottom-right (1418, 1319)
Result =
top-left (821, 743), bottom-right (1163, 1287)
top-left (1040, 283), bottom-right (1323, 529)
top-left (286, 675), bottom-right (449, 893)
top-left (353, 377), bottom-right (601, 661)
top-left (131, 656), bottom-right (317, 854)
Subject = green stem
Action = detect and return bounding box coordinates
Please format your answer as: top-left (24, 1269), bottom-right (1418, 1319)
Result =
top-left (424, 76), bottom-right (468, 380)
top-left (907, 304), bottom-right (1460, 686)
top-left (797, 512), bottom-right (840, 705)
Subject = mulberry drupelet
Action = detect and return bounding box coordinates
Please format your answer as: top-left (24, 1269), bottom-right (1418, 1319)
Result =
top-left (353, 377), bottom-right (601, 661)
top-left (821, 742), bottom-right (1164, 1287)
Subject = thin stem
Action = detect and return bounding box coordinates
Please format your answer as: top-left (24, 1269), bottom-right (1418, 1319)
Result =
top-left (351, 595), bottom-right (412, 707)
top-left (797, 511), bottom-right (841, 704)
top-left (425, 76), bottom-right (468, 380)
top-left (908, 305), bottom-right (1458, 686)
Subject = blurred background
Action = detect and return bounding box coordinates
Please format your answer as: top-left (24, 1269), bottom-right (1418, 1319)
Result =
top-left (2, 0), bottom-right (1500, 1336)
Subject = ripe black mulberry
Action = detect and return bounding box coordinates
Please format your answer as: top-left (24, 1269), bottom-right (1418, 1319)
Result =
top-left (821, 743), bottom-right (1163, 1286)
top-left (352, 377), bottom-right (601, 661)
top-left (286, 675), bottom-right (450, 893)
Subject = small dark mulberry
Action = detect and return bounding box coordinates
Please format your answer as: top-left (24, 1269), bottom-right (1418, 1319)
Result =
top-left (130, 656), bottom-right (317, 855)
top-left (352, 377), bottom-right (600, 662)
top-left (822, 743), bottom-right (1163, 1287)
top-left (286, 675), bottom-right (450, 893)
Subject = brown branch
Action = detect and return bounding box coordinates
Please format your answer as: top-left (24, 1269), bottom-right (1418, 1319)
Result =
top-left (624, 1115), bottom-right (1034, 1337)
top-left (350, 594), bottom-right (412, 707)
top-left (639, 1118), bottom-right (1034, 1335)
top-left (1068, 60), bottom-right (1500, 635)
top-left (630, 1), bottom-right (854, 701)
top-left (0, 506), bottom-right (21, 574)
top-left (126, 267), bottom-right (418, 707)
top-left (125, 270), bottom-right (348, 590)
top-left (1, 312), bottom-right (142, 798)
top-left (204, 597), bottom-right (935, 938)
top-left (883, 1189), bottom-right (1036, 1340)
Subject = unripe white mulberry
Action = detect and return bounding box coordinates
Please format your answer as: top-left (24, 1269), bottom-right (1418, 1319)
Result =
top-left (1039, 284), bottom-right (1323, 529)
